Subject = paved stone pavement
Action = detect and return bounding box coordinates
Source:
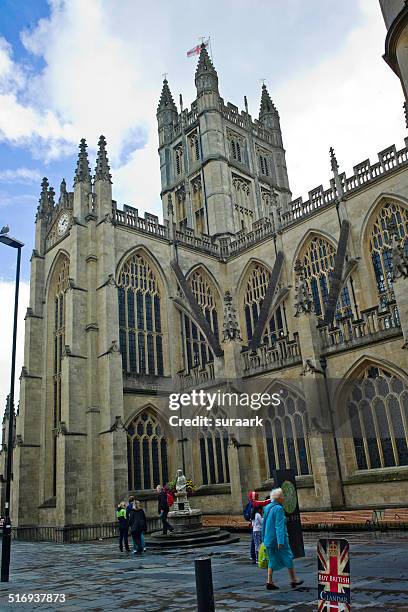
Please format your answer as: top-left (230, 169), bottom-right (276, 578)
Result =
top-left (0, 532), bottom-right (406, 611)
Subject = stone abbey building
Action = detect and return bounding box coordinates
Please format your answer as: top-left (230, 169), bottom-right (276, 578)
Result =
top-left (2, 34), bottom-right (408, 531)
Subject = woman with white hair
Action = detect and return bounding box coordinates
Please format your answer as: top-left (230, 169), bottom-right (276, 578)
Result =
top-left (261, 487), bottom-right (304, 590)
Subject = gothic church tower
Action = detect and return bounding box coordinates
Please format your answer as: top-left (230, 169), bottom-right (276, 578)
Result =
top-left (157, 45), bottom-right (291, 238)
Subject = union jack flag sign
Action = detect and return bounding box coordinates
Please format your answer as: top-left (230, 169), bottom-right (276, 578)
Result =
top-left (317, 538), bottom-right (350, 611)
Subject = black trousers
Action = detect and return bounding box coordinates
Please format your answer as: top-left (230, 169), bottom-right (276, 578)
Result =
top-left (119, 526), bottom-right (129, 551)
top-left (160, 510), bottom-right (173, 534)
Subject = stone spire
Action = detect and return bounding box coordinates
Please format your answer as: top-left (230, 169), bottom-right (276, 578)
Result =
top-left (58, 178), bottom-right (69, 207)
top-left (329, 146), bottom-right (338, 172)
top-left (157, 79), bottom-right (177, 114)
top-left (74, 138), bottom-right (91, 188)
top-left (259, 84), bottom-right (278, 119)
top-left (37, 177), bottom-right (50, 217)
top-left (222, 291), bottom-right (242, 342)
top-left (94, 135), bottom-right (112, 183)
top-left (329, 146), bottom-right (344, 198)
top-left (195, 44), bottom-right (219, 94)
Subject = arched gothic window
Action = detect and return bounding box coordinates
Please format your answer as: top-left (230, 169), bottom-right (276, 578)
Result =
top-left (299, 235), bottom-right (353, 318)
top-left (174, 144), bottom-right (184, 175)
top-left (347, 365), bottom-right (408, 470)
top-left (118, 253), bottom-right (164, 376)
top-left (189, 132), bottom-right (200, 162)
top-left (51, 254), bottom-right (69, 496)
top-left (182, 270), bottom-right (219, 371)
top-left (199, 407), bottom-right (230, 484)
top-left (369, 201), bottom-right (408, 306)
top-left (176, 186), bottom-right (187, 229)
top-left (233, 175), bottom-right (253, 231)
top-left (127, 410), bottom-right (169, 490)
top-left (191, 176), bottom-right (205, 234)
top-left (244, 263), bottom-right (286, 346)
top-left (264, 387), bottom-right (311, 477)
top-left (259, 154), bottom-right (269, 176)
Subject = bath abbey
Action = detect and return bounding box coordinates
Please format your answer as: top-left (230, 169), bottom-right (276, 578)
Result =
top-left (2, 3), bottom-right (408, 533)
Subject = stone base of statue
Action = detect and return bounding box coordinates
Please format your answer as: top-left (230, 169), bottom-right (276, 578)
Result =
top-left (148, 496), bottom-right (239, 549)
top-left (168, 508), bottom-right (202, 533)
top-left (148, 471), bottom-right (239, 549)
top-left (172, 490), bottom-right (191, 513)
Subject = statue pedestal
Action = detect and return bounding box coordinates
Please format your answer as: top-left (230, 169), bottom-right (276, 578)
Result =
top-left (168, 508), bottom-right (202, 533)
top-left (172, 491), bottom-right (190, 513)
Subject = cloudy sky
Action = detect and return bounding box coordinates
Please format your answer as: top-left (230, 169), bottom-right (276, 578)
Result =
top-left (0, 0), bottom-right (403, 412)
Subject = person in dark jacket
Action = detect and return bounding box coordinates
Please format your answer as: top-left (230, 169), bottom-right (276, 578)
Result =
top-left (116, 501), bottom-right (130, 552)
top-left (156, 485), bottom-right (174, 535)
top-left (128, 500), bottom-right (147, 554)
top-left (126, 495), bottom-right (146, 552)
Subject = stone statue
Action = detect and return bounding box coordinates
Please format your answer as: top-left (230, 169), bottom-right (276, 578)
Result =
top-left (175, 468), bottom-right (187, 494)
top-left (391, 233), bottom-right (408, 280)
top-left (172, 468), bottom-right (190, 514)
top-left (294, 259), bottom-right (314, 316)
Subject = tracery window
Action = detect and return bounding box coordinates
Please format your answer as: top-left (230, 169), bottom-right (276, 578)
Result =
top-left (118, 253), bottom-right (164, 376)
top-left (127, 411), bottom-right (169, 490)
top-left (244, 263), bottom-right (286, 345)
top-left (52, 254), bottom-right (69, 496)
top-left (233, 175), bottom-right (253, 231)
top-left (189, 132), bottom-right (200, 162)
top-left (299, 235), bottom-right (352, 318)
top-left (174, 144), bottom-right (184, 175)
top-left (347, 365), bottom-right (408, 470)
top-left (369, 201), bottom-right (408, 306)
top-left (182, 270), bottom-right (219, 371)
top-left (264, 387), bottom-right (311, 476)
top-left (259, 154), bottom-right (269, 176)
top-left (231, 138), bottom-right (242, 162)
top-left (199, 407), bottom-right (230, 484)
top-left (191, 176), bottom-right (205, 234)
top-left (176, 186), bottom-right (187, 229)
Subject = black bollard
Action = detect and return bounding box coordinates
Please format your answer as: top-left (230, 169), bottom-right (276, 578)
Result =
top-left (195, 557), bottom-right (215, 612)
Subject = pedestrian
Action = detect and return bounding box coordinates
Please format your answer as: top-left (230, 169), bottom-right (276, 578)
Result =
top-left (261, 488), bottom-right (304, 591)
top-left (251, 505), bottom-right (263, 563)
top-left (127, 495), bottom-right (146, 552)
top-left (156, 484), bottom-right (174, 535)
top-left (116, 501), bottom-right (130, 552)
top-left (244, 490), bottom-right (270, 563)
top-left (128, 500), bottom-right (147, 554)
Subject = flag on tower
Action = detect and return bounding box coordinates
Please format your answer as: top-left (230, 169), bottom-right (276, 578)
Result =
top-left (187, 39), bottom-right (208, 57)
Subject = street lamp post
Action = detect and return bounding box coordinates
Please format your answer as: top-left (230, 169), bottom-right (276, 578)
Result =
top-left (0, 227), bottom-right (24, 582)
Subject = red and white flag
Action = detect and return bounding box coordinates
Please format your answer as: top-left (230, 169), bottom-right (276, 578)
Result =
top-left (187, 40), bottom-right (208, 58)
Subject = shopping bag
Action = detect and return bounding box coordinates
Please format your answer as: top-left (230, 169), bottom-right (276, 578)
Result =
top-left (258, 542), bottom-right (268, 569)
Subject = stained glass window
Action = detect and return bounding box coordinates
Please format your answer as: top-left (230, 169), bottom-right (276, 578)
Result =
top-left (263, 388), bottom-right (311, 477)
top-left (118, 253), bottom-right (164, 376)
top-left (299, 235), bottom-right (353, 318)
top-left (127, 411), bottom-right (169, 491)
top-left (182, 270), bottom-right (219, 372)
top-left (51, 254), bottom-right (69, 496)
top-left (369, 201), bottom-right (408, 306)
top-left (347, 365), bottom-right (408, 470)
top-left (199, 407), bottom-right (230, 485)
top-left (243, 263), bottom-right (286, 345)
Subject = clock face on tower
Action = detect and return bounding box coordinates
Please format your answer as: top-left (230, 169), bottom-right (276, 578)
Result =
top-left (57, 212), bottom-right (70, 236)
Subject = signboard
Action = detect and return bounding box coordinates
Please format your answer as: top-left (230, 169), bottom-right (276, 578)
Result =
top-left (318, 538), bottom-right (350, 611)
top-left (274, 469), bottom-right (305, 558)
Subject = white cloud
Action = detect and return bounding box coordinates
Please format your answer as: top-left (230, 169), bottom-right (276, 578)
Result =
top-left (271, 0), bottom-right (403, 199)
top-left (0, 168), bottom-right (42, 183)
top-left (0, 280), bottom-right (30, 424)
top-left (0, 0), bottom-right (404, 215)
top-left (0, 36), bottom-right (78, 160)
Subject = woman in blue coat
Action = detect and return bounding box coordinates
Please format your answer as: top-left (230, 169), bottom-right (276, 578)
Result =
top-left (261, 488), bottom-right (304, 590)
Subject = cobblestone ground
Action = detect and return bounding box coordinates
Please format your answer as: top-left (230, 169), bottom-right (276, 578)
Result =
top-left (0, 532), bottom-right (406, 611)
